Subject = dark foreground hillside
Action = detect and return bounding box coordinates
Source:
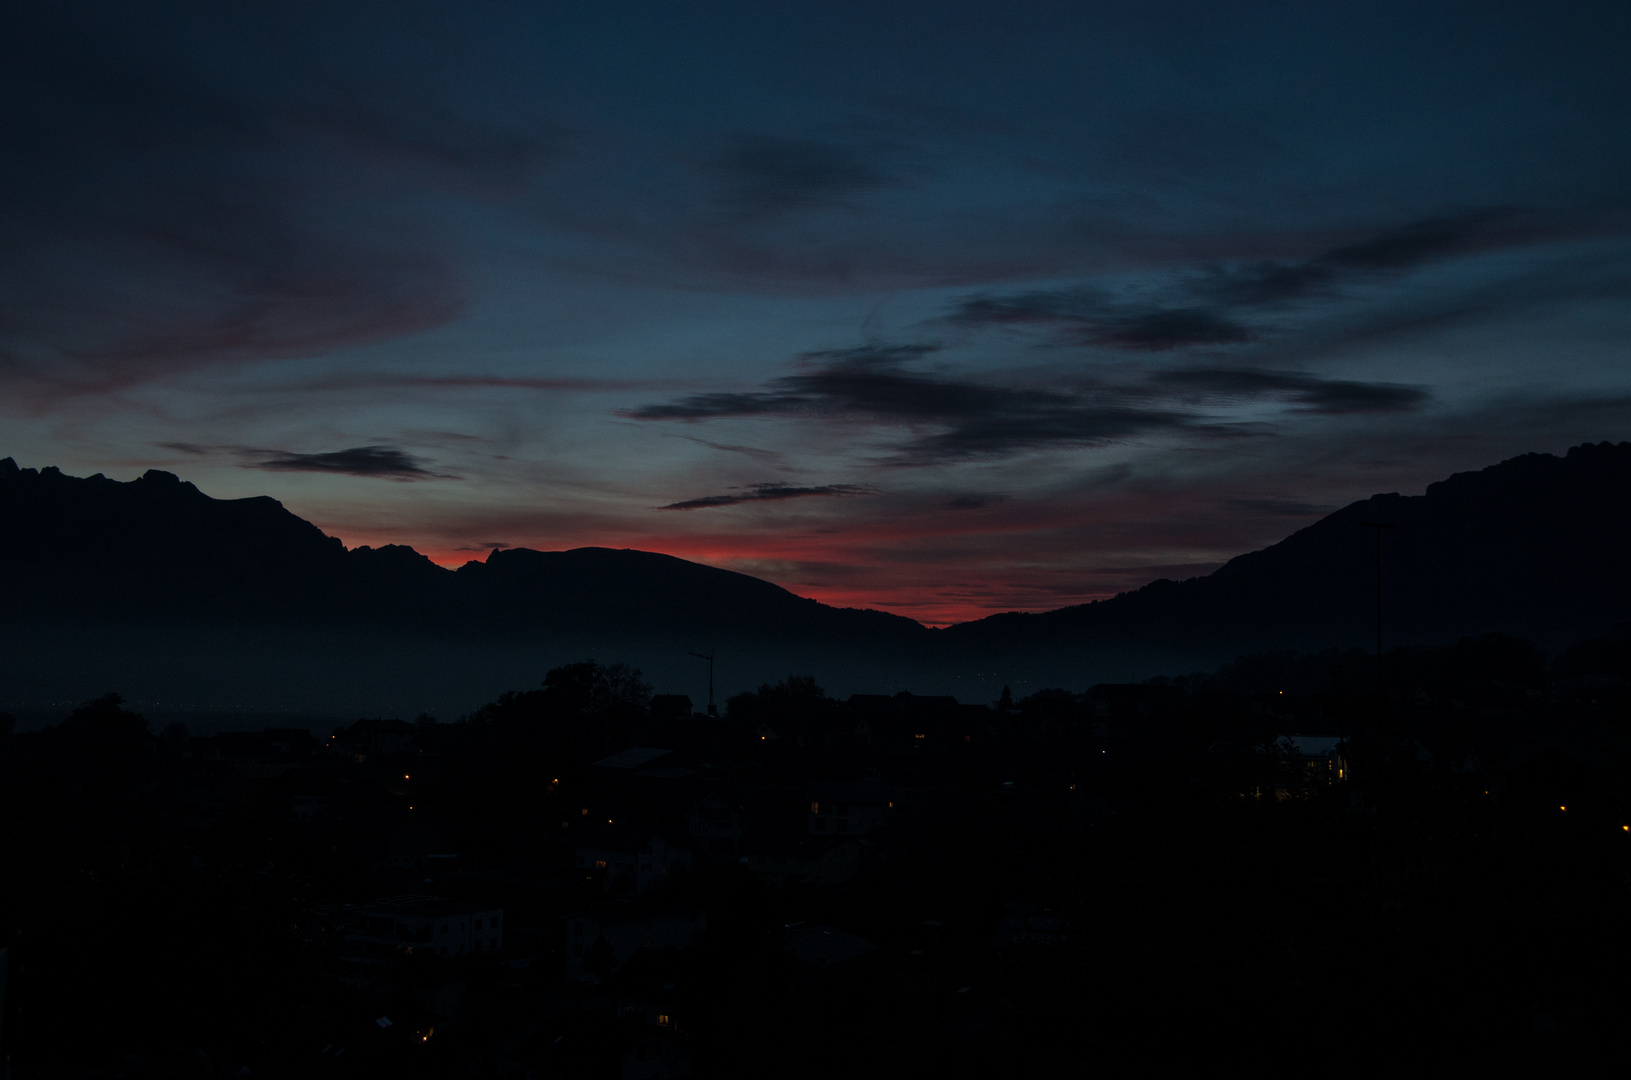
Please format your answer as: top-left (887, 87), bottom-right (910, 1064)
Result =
top-left (2, 630), bottom-right (1629, 1077)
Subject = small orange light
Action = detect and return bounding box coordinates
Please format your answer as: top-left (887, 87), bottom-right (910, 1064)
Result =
top-left (1560, 806), bottom-right (1567, 812)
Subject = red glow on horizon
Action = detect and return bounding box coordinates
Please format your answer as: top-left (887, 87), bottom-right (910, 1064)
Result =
top-left (403, 537), bottom-right (1131, 627)
top-left (332, 490), bottom-right (1238, 627)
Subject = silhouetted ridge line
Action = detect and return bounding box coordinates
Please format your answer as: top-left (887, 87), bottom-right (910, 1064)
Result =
top-left (944, 440), bottom-right (1631, 659)
top-left (0, 458), bottom-right (924, 643)
top-left (2, 444), bottom-right (1628, 687)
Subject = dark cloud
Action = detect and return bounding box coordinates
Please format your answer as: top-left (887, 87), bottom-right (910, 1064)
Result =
top-left (1195, 261), bottom-right (1340, 306)
top-left (633, 346), bottom-right (1430, 463)
top-left (949, 291), bottom-right (1255, 351)
top-left (1156, 368), bottom-right (1429, 415)
top-left (674, 435), bottom-right (783, 460)
top-left (157, 440), bottom-right (457, 479)
top-left (1082, 307), bottom-right (1255, 350)
top-left (629, 348), bottom-right (1197, 460)
top-left (1190, 209), bottom-right (1527, 310)
top-left (658, 483), bottom-right (875, 511)
top-left (950, 209), bottom-right (1534, 354)
top-left (290, 374), bottom-right (661, 393)
top-left (796, 342), bottom-right (941, 366)
top-left (707, 135), bottom-right (893, 215)
top-left (0, 13), bottom-right (537, 390)
top-left (1320, 209), bottom-right (1518, 271)
top-left (248, 446), bottom-right (444, 480)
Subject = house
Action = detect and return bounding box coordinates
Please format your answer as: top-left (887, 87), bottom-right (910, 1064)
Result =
top-left (564, 899), bottom-right (708, 982)
top-left (806, 777), bottom-right (896, 836)
top-left (784, 924), bottom-right (878, 969)
top-left (575, 825), bottom-right (693, 893)
top-left (1274, 734), bottom-right (1348, 781)
top-left (990, 902), bottom-right (1070, 958)
top-left (740, 834), bottom-right (862, 888)
top-left (344, 894), bottom-right (503, 961)
top-left (329, 717), bottom-right (416, 761)
top-left (611, 948), bottom-right (691, 1034)
top-left (649, 695), bottom-right (694, 721)
top-left (684, 792), bottom-right (748, 854)
top-left (190, 727), bottom-right (318, 778)
top-left (1239, 734), bottom-right (1350, 799)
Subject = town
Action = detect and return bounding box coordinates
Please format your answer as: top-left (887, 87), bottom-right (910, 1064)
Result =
top-left (3, 630), bottom-right (1628, 1077)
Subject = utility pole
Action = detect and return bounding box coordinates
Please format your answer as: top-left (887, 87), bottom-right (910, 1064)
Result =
top-left (1359, 521), bottom-right (1397, 742)
top-left (689, 649), bottom-right (717, 716)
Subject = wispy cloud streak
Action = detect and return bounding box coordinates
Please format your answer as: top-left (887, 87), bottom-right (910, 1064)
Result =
top-left (658, 483), bottom-right (873, 510)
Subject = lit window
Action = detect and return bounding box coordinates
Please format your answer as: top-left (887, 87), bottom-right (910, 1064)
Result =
top-left (810, 802), bottom-right (819, 814)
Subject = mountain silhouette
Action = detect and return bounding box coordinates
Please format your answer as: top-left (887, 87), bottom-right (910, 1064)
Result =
top-left (0, 460), bottom-right (922, 643)
top-left (944, 440), bottom-right (1631, 676)
top-left (2, 443), bottom-right (1628, 710)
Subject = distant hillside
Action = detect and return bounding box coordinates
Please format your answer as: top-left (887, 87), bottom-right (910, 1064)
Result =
top-left (2, 444), bottom-right (1628, 711)
top-left (0, 459), bottom-right (924, 645)
top-left (0, 458), bottom-right (932, 713)
top-left (943, 441), bottom-right (1631, 673)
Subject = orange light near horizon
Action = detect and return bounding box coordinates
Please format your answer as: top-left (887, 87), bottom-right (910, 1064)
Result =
top-left (400, 530), bottom-right (1141, 626)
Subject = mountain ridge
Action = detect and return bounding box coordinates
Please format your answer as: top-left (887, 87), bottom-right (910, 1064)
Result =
top-left (944, 441), bottom-right (1631, 663)
top-left (0, 456), bottom-right (927, 643)
top-left (2, 444), bottom-right (1628, 711)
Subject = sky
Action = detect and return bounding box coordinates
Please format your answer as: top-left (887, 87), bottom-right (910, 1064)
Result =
top-left (5, 1), bottom-right (1631, 626)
